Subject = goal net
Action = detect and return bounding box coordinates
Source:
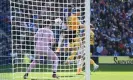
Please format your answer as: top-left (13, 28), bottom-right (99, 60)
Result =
top-left (10, 0), bottom-right (90, 80)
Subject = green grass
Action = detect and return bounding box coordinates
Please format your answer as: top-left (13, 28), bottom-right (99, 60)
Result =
top-left (0, 72), bottom-right (133, 80)
top-left (0, 64), bottom-right (133, 80)
top-left (0, 72), bottom-right (85, 80)
top-left (91, 72), bottom-right (133, 80)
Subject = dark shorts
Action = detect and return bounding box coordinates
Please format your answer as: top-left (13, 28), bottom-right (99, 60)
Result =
top-left (90, 45), bottom-right (94, 54)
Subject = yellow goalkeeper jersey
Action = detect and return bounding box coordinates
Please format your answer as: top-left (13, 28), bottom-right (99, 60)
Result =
top-left (67, 15), bottom-right (80, 31)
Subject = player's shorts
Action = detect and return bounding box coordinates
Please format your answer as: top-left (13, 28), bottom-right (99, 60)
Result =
top-left (35, 46), bottom-right (57, 59)
top-left (64, 30), bottom-right (77, 42)
top-left (90, 45), bottom-right (94, 54)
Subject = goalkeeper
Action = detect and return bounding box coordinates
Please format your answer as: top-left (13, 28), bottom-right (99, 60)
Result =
top-left (67, 24), bottom-right (99, 74)
top-left (56, 8), bottom-right (85, 52)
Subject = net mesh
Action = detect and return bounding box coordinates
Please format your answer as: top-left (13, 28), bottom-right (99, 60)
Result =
top-left (10, 0), bottom-right (87, 80)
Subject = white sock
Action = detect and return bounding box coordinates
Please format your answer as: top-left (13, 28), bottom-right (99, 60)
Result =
top-left (77, 59), bottom-right (82, 68)
top-left (53, 59), bottom-right (59, 72)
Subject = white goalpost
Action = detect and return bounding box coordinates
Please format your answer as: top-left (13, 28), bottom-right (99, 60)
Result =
top-left (10, 0), bottom-right (90, 80)
top-left (85, 0), bottom-right (90, 80)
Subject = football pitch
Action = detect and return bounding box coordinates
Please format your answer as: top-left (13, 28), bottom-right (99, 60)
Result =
top-left (0, 64), bottom-right (133, 80)
top-left (1, 71), bottom-right (133, 80)
top-left (91, 72), bottom-right (133, 80)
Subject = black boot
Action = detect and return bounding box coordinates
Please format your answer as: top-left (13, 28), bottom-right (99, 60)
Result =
top-left (52, 73), bottom-right (59, 79)
top-left (23, 73), bottom-right (28, 79)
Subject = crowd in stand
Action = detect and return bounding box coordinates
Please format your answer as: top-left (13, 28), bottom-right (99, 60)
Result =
top-left (0, 0), bottom-right (10, 56)
top-left (91, 0), bottom-right (133, 56)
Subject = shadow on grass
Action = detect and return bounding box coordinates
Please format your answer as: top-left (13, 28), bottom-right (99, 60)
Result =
top-left (76, 74), bottom-right (84, 75)
top-left (30, 76), bottom-right (76, 80)
top-left (58, 75), bottom-right (74, 77)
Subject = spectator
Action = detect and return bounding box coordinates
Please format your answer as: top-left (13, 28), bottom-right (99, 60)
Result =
top-left (101, 47), bottom-right (108, 56)
top-left (96, 43), bottom-right (104, 55)
top-left (106, 44), bottom-right (114, 56)
top-left (91, 0), bottom-right (133, 56)
top-left (125, 48), bottom-right (132, 56)
top-left (113, 50), bottom-right (120, 56)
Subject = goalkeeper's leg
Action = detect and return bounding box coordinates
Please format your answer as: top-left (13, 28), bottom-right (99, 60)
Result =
top-left (65, 41), bottom-right (80, 64)
top-left (65, 51), bottom-right (77, 64)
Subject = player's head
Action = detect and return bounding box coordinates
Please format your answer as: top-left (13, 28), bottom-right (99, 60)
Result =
top-left (72, 8), bottom-right (81, 16)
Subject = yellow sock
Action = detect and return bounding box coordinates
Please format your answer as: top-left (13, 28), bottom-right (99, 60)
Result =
top-left (68, 51), bottom-right (77, 60)
top-left (68, 55), bottom-right (74, 60)
top-left (90, 59), bottom-right (95, 66)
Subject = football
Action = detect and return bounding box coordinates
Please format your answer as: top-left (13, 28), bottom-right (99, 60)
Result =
top-left (54, 18), bottom-right (62, 25)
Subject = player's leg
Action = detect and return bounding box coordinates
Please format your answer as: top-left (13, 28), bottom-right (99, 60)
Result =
top-left (65, 30), bottom-right (79, 64)
top-left (56, 32), bottom-right (65, 52)
top-left (76, 46), bottom-right (85, 75)
top-left (56, 23), bottom-right (68, 52)
top-left (67, 51), bottom-right (77, 62)
top-left (90, 45), bottom-right (99, 71)
top-left (76, 55), bottom-right (83, 75)
top-left (24, 53), bottom-right (40, 79)
top-left (90, 59), bottom-right (99, 71)
top-left (65, 42), bottom-right (77, 64)
top-left (47, 48), bottom-right (59, 78)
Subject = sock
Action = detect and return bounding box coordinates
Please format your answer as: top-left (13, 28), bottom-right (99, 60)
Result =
top-left (53, 59), bottom-right (59, 73)
top-left (79, 59), bottom-right (83, 73)
top-left (53, 72), bottom-right (56, 75)
top-left (26, 60), bottom-right (36, 73)
top-left (77, 59), bottom-right (82, 74)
